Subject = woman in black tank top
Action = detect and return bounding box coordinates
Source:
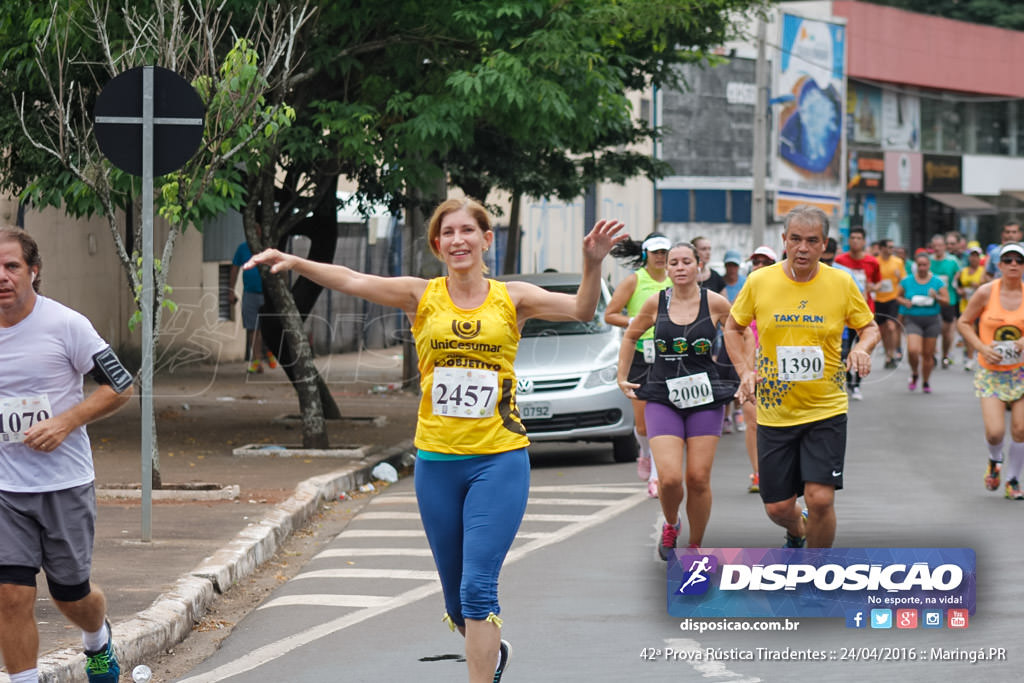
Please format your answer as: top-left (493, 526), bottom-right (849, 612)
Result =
top-left (617, 243), bottom-right (736, 557)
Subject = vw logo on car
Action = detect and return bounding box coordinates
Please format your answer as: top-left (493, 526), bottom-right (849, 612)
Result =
top-left (517, 378), bottom-right (534, 394)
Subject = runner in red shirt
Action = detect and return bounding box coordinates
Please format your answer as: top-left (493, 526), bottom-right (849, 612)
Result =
top-left (834, 227), bottom-right (881, 399)
top-left (835, 227), bottom-right (881, 310)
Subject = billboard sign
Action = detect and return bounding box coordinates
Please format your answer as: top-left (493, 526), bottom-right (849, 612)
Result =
top-left (773, 13), bottom-right (848, 222)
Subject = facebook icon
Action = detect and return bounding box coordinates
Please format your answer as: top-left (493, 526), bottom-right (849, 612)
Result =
top-left (845, 610), bottom-right (866, 629)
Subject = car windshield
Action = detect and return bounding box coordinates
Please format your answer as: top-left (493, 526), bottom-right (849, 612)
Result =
top-left (520, 284), bottom-right (608, 337)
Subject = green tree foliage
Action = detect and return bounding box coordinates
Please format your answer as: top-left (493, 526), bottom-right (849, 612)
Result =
top-left (863, 0), bottom-right (1024, 30)
top-left (2, 0), bottom-right (768, 449)
top-left (0, 0), bottom-right (310, 475)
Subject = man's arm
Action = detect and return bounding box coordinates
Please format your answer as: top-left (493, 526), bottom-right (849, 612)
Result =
top-left (23, 346), bottom-right (134, 453)
top-left (22, 384), bottom-right (133, 453)
top-left (847, 320), bottom-right (880, 377)
top-left (723, 315), bottom-right (756, 403)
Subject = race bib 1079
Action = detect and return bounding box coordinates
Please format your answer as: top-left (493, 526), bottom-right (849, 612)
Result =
top-left (0, 396), bottom-right (52, 443)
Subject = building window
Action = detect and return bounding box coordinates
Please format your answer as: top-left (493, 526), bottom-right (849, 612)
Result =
top-left (660, 189), bottom-right (690, 222)
top-left (921, 99), bottom-right (965, 154)
top-left (218, 264), bottom-right (234, 322)
top-left (731, 191), bottom-right (752, 224)
top-left (694, 190), bottom-right (727, 222)
top-left (974, 101), bottom-right (1009, 155)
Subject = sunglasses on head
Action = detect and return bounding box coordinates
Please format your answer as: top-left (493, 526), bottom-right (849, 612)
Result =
top-left (1001, 255), bottom-right (1024, 264)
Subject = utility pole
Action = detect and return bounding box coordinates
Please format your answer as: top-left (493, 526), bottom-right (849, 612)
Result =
top-left (751, 19), bottom-right (769, 249)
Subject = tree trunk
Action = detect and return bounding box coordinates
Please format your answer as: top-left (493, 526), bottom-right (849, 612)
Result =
top-left (243, 173), bottom-right (331, 449)
top-left (502, 192), bottom-right (522, 274)
top-left (259, 270), bottom-right (328, 448)
top-left (258, 197), bottom-right (343, 420)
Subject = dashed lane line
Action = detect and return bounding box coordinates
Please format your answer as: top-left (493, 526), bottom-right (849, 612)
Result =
top-left (259, 594), bottom-right (391, 610)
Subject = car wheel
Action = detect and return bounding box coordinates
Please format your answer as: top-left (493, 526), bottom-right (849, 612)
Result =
top-left (612, 435), bottom-right (638, 463)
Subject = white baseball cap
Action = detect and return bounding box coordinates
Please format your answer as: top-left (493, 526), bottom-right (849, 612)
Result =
top-left (750, 246), bottom-right (778, 262)
top-left (999, 242), bottom-right (1024, 259)
top-left (642, 236), bottom-right (672, 252)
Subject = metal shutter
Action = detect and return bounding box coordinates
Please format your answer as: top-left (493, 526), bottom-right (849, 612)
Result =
top-left (874, 194), bottom-right (911, 248)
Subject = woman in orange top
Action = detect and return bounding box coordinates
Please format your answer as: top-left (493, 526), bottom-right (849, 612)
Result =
top-left (957, 243), bottom-right (1024, 500)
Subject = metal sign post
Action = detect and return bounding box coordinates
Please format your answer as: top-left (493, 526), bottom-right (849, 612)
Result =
top-left (94, 65), bottom-right (204, 541)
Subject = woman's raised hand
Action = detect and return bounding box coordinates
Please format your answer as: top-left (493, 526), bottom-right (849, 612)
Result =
top-left (583, 220), bottom-right (629, 262)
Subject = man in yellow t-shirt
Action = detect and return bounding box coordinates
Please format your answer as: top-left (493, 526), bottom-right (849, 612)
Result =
top-left (874, 239), bottom-right (906, 369)
top-left (724, 206), bottom-right (879, 549)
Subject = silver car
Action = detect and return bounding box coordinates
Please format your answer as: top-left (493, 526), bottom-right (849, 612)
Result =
top-left (498, 272), bottom-right (637, 462)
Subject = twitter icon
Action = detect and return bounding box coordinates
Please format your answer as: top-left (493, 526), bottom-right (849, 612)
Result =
top-left (870, 609), bottom-right (892, 629)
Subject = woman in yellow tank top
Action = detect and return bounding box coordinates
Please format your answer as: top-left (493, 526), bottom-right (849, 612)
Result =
top-left (955, 247), bottom-right (988, 368)
top-left (606, 233), bottom-right (671, 497)
top-left (247, 197), bottom-right (626, 683)
top-left (957, 242), bottom-right (1024, 501)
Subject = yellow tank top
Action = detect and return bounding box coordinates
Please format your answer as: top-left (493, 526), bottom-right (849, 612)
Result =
top-left (957, 266), bottom-right (986, 313)
top-left (627, 267), bottom-right (670, 343)
top-left (412, 278), bottom-right (529, 454)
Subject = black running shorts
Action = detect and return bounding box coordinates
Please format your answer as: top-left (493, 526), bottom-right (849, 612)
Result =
top-left (756, 414), bottom-right (847, 503)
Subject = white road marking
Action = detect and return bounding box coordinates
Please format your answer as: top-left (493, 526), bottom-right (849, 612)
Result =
top-left (259, 594), bottom-right (391, 610)
top-left (336, 528), bottom-right (552, 540)
top-left (357, 511), bottom-right (422, 520)
top-left (371, 490), bottom-right (640, 506)
top-left (177, 488), bottom-right (649, 682)
top-left (313, 548), bottom-right (433, 560)
top-left (529, 484), bottom-right (641, 493)
top-left (522, 513), bottom-right (590, 522)
top-left (292, 568), bottom-right (438, 581)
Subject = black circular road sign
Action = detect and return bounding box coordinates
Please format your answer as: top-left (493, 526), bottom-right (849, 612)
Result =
top-left (94, 66), bottom-right (205, 177)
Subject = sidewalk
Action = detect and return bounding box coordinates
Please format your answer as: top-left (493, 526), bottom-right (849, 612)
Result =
top-left (2, 349), bottom-right (418, 683)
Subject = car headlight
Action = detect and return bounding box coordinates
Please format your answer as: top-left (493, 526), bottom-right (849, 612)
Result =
top-left (582, 364), bottom-right (619, 389)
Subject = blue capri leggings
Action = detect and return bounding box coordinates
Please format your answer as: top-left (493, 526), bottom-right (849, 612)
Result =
top-left (414, 449), bottom-right (530, 627)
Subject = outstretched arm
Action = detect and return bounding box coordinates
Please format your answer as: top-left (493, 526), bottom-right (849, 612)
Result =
top-left (511, 220), bottom-right (628, 322)
top-left (246, 249), bottom-right (428, 319)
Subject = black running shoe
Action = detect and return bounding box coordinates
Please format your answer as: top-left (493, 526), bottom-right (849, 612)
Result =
top-left (494, 639), bottom-right (511, 682)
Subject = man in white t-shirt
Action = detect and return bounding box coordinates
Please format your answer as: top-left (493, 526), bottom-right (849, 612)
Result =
top-left (0, 226), bottom-right (134, 683)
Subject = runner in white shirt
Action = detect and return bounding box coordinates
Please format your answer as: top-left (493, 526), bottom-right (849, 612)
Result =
top-left (0, 226), bottom-right (133, 683)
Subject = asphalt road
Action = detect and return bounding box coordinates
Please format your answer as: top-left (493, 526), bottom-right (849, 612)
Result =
top-left (171, 361), bottom-right (1020, 682)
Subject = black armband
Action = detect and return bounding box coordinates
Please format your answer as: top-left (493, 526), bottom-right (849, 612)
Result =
top-left (90, 346), bottom-right (134, 393)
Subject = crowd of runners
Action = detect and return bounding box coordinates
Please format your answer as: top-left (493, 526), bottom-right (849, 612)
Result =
top-left (5, 202), bottom-right (1022, 683)
top-left (611, 213), bottom-right (1024, 561)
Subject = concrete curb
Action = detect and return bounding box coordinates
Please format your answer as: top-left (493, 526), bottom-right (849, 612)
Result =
top-left (23, 440), bottom-right (415, 683)
top-left (96, 485), bottom-right (241, 502)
